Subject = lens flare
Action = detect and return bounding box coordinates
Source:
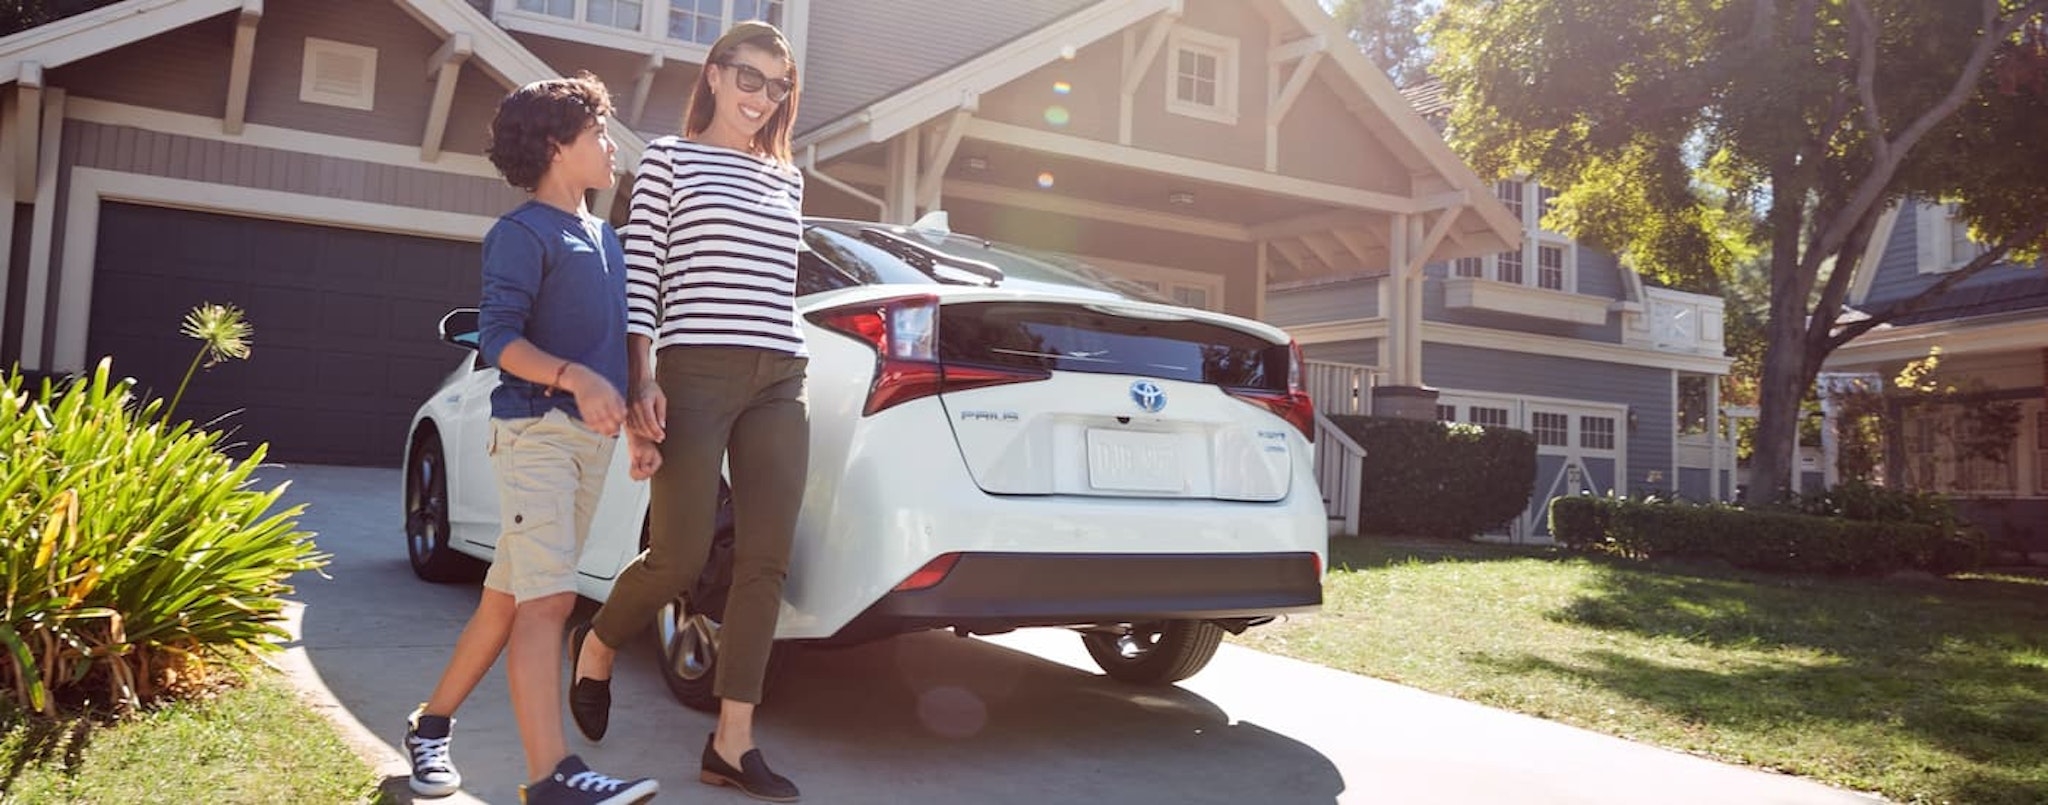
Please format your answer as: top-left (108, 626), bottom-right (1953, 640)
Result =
top-left (1036, 172), bottom-right (1056, 189)
top-left (1059, 44), bottom-right (1077, 60)
top-left (1042, 105), bottom-right (1071, 127)
top-left (1053, 81), bottom-right (1072, 95)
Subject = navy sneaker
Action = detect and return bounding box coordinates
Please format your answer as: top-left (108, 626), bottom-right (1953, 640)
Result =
top-left (520, 754), bottom-right (658, 805)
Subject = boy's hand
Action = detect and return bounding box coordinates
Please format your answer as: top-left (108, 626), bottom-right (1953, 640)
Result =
top-left (625, 432), bottom-right (663, 481)
top-left (627, 376), bottom-right (667, 443)
top-left (564, 363), bottom-right (627, 436)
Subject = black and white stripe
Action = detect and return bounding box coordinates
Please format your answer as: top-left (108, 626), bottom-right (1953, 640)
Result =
top-left (624, 136), bottom-right (806, 354)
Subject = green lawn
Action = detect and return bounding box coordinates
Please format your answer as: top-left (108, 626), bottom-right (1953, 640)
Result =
top-left (1, 666), bottom-right (386, 804)
top-left (1234, 538), bottom-right (2048, 805)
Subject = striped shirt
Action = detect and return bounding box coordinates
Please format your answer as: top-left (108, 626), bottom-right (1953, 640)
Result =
top-left (623, 136), bottom-right (806, 355)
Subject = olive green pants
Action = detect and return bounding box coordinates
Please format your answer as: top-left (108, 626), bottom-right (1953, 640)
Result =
top-left (590, 346), bottom-right (808, 704)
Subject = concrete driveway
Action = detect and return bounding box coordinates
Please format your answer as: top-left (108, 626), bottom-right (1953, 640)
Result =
top-left (265, 464), bottom-right (1880, 805)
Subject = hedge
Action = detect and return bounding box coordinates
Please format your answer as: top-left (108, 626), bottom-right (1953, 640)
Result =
top-left (1548, 493), bottom-right (1984, 576)
top-left (1330, 415), bottom-right (1536, 539)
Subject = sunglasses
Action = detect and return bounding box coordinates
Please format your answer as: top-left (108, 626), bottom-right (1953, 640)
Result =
top-left (718, 61), bottom-right (795, 104)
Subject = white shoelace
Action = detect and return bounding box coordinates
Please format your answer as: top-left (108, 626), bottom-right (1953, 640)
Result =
top-left (409, 735), bottom-right (454, 773)
top-left (562, 770), bottom-right (631, 793)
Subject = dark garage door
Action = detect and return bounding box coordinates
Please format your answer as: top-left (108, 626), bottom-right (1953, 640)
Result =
top-left (86, 202), bottom-right (482, 466)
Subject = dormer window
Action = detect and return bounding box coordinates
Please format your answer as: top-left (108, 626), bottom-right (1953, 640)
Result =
top-left (497, 0), bottom-right (788, 58)
top-left (1165, 27), bottom-right (1239, 125)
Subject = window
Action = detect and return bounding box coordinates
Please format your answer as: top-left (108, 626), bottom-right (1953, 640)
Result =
top-left (1532, 412), bottom-right (1570, 447)
top-left (585, 0), bottom-right (643, 29)
top-left (518, 0), bottom-right (573, 15)
top-left (1919, 202), bottom-right (1993, 274)
top-left (2038, 411), bottom-right (2048, 495)
top-left (732, 0), bottom-right (782, 24)
top-left (1676, 374), bottom-right (1712, 437)
top-left (1495, 180), bottom-right (1525, 220)
top-left (669, 0), bottom-right (722, 44)
top-left (1958, 413), bottom-right (2017, 493)
top-left (1453, 257), bottom-right (1484, 278)
top-left (299, 38), bottom-right (378, 111)
top-left (1580, 416), bottom-right (1616, 450)
top-left (1496, 249), bottom-right (1524, 285)
top-left (1536, 185), bottom-right (1560, 220)
top-left (1538, 244), bottom-right (1566, 291)
top-left (1948, 209), bottom-right (1985, 270)
top-left (1905, 413), bottom-right (1938, 490)
top-left (1172, 286), bottom-right (1210, 310)
top-left (1435, 404), bottom-right (1458, 422)
top-left (1166, 27), bottom-right (1239, 124)
top-left (1470, 407), bottom-right (1510, 428)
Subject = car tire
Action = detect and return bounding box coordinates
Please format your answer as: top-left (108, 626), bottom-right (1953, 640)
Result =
top-left (1081, 620), bottom-right (1224, 685)
top-left (405, 432), bottom-right (485, 583)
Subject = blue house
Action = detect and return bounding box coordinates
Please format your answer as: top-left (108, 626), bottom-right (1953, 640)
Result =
top-left (1265, 82), bottom-right (1736, 542)
top-left (1822, 201), bottom-right (2048, 557)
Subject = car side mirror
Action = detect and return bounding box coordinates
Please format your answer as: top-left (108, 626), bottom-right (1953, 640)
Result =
top-left (439, 308), bottom-right (481, 352)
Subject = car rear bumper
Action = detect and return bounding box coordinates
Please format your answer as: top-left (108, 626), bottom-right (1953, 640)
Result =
top-left (825, 551), bottom-right (1321, 643)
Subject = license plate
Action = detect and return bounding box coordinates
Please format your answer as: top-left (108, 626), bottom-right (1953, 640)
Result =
top-left (1086, 429), bottom-right (1183, 492)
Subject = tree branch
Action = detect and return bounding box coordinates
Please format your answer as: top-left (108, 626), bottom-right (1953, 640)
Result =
top-left (1848, 0), bottom-right (1887, 166)
top-left (1805, 204), bottom-right (1880, 354)
top-left (1825, 214), bottom-right (2048, 351)
top-left (1811, 0), bottom-right (2048, 262)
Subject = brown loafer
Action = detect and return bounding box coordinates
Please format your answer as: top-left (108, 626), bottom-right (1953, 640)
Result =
top-left (699, 733), bottom-right (799, 802)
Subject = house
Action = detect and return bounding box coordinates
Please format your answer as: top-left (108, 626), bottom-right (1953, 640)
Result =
top-left (1821, 201), bottom-right (2048, 556)
top-left (0, 0), bottom-right (1732, 540)
top-left (1264, 80), bottom-right (1737, 542)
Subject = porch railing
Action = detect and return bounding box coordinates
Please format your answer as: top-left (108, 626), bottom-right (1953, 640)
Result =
top-left (1314, 414), bottom-right (1367, 537)
top-left (1305, 360), bottom-right (1379, 418)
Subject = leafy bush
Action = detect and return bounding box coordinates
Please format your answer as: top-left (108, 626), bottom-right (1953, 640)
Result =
top-left (1548, 492), bottom-right (1981, 575)
top-left (1332, 415), bottom-right (1536, 538)
top-left (1, 360), bottom-right (327, 714)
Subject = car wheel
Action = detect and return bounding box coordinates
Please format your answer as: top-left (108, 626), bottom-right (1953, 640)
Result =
top-left (1081, 620), bottom-right (1224, 685)
top-left (405, 433), bottom-right (484, 583)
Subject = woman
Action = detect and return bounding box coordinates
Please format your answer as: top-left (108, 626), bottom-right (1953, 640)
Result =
top-left (570, 19), bottom-right (807, 803)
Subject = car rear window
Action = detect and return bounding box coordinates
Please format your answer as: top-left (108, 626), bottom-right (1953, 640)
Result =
top-left (801, 222), bottom-right (1173, 304)
top-left (939, 301), bottom-right (1289, 391)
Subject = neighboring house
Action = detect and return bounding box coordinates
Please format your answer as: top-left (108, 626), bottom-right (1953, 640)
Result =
top-left (1265, 81), bottom-right (1737, 542)
top-left (1822, 201), bottom-right (2048, 555)
top-left (0, 0), bottom-right (1526, 468)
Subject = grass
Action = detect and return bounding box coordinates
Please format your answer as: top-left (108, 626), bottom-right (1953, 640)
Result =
top-left (1, 665), bottom-right (385, 804)
top-left (1233, 538), bottom-right (2048, 805)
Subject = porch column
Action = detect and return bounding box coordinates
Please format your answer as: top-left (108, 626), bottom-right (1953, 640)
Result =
top-left (1708, 377), bottom-right (1724, 500)
top-left (1372, 211), bottom-right (1438, 420)
top-left (882, 128), bottom-right (919, 225)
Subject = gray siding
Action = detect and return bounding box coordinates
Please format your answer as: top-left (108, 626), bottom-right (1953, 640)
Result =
top-left (797, 0), bottom-right (1092, 136)
top-left (64, 121), bottom-right (523, 219)
top-left (1423, 342), bottom-right (1675, 494)
top-left (1864, 202), bottom-right (2048, 313)
top-left (1265, 277), bottom-right (1379, 327)
top-left (1303, 339), bottom-right (1380, 368)
top-left (242, 0), bottom-right (476, 149)
top-left (1678, 467), bottom-right (1711, 502)
top-left (1576, 248), bottom-right (1625, 299)
top-left (50, 14), bottom-right (236, 118)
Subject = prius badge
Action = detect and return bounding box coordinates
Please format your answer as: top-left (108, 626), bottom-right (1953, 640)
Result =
top-left (1129, 380), bottom-right (1166, 413)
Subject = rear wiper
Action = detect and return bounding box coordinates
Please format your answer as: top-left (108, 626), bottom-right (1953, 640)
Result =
top-left (858, 227), bottom-right (1005, 286)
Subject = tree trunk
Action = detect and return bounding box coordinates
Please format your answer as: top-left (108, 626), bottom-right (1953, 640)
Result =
top-left (1747, 301), bottom-right (1812, 503)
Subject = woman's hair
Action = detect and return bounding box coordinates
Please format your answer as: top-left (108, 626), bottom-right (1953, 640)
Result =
top-left (486, 72), bottom-right (615, 191)
top-left (683, 20), bottom-right (799, 166)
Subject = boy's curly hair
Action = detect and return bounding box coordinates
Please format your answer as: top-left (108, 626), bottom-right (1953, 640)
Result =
top-left (486, 73), bottom-right (615, 191)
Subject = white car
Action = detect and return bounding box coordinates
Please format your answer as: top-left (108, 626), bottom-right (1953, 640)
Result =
top-left (403, 215), bottom-right (1327, 711)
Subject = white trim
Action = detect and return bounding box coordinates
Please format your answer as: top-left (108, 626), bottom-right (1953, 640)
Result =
top-left (1118, 10), bottom-right (1180, 145)
top-left (491, 6), bottom-right (711, 64)
top-left (21, 89), bottom-right (63, 371)
top-left (67, 97), bottom-right (499, 177)
top-left (298, 37), bottom-right (379, 111)
top-left (223, 0), bottom-right (261, 135)
top-left (0, 93), bottom-right (15, 353)
top-left (822, 160), bottom-right (1251, 242)
top-left (1847, 202), bottom-right (1900, 307)
top-left (12, 66), bottom-right (40, 201)
top-left (1164, 25), bottom-right (1239, 126)
top-left (1287, 316), bottom-right (1734, 374)
top-left (1826, 312), bottom-right (2048, 368)
top-left (422, 32), bottom-right (474, 161)
top-left (964, 117), bottom-right (1422, 214)
top-left (55, 168), bottom-right (498, 371)
top-left (797, 0), bottom-right (1181, 161)
top-left (1443, 277), bottom-right (1609, 325)
top-left (0, 0), bottom-right (241, 81)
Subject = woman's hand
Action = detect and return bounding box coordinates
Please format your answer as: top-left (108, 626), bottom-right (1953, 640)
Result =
top-left (627, 374), bottom-right (667, 443)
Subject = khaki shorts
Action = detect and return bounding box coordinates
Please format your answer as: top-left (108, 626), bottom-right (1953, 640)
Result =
top-left (483, 407), bottom-right (616, 603)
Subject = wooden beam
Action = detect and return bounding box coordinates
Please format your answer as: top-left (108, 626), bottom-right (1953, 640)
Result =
top-left (1269, 34), bottom-right (1325, 65)
top-left (14, 62), bottom-right (40, 201)
top-left (1251, 208), bottom-right (1372, 241)
top-left (628, 52), bottom-right (663, 128)
top-left (1401, 206), bottom-right (1464, 277)
top-left (1119, 7), bottom-right (1179, 145)
top-left (20, 88), bottom-right (62, 371)
top-left (831, 161), bottom-right (1250, 241)
top-left (1253, 239), bottom-right (1269, 320)
top-left (0, 94), bottom-right (15, 347)
top-left (1270, 238), bottom-right (1323, 278)
top-left (1301, 231), bottom-right (1351, 273)
top-left (422, 32), bottom-right (473, 162)
top-left (1265, 51), bottom-right (1322, 171)
top-left (1331, 227), bottom-right (1379, 266)
top-left (223, 0), bottom-right (261, 135)
top-left (915, 109), bottom-right (970, 213)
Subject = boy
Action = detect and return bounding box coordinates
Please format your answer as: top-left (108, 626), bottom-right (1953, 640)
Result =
top-left (402, 75), bottom-right (662, 804)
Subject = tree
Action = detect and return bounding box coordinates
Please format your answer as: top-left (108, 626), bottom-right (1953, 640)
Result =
top-left (1332, 0), bottom-right (1439, 86)
top-left (2, 1), bottom-right (121, 37)
top-left (1428, 0), bottom-right (2048, 502)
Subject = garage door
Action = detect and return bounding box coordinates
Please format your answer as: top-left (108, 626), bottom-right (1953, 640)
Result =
top-left (86, 202), bottom-right (481, 466)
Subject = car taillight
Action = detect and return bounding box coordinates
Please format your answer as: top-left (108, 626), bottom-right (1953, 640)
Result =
top-left (1227, 339), bottom-right (1315, 442)
top-left (893, 552), bottom-right (963, 592)
top-left (812, 295), bottom-right (1047, 415)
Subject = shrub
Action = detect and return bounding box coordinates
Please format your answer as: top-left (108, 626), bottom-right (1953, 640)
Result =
top-left (1547, 492), bottom-right (1980, 576)
top-left (1332, 415), bottom-right (1536, 539)
top-left (1, 360), bottom-right (327, 714)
